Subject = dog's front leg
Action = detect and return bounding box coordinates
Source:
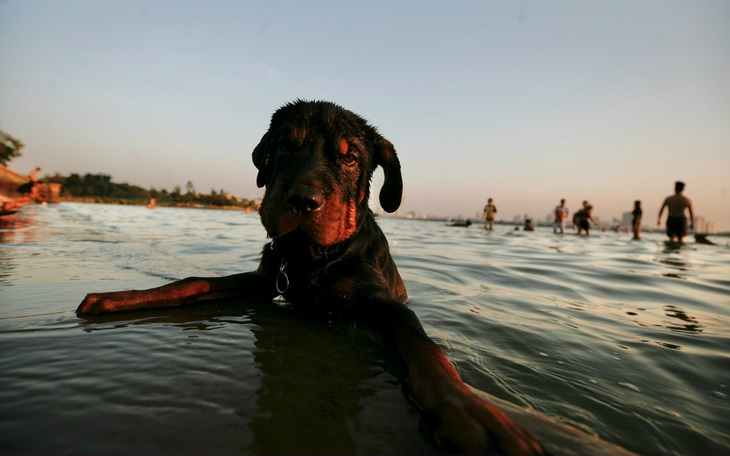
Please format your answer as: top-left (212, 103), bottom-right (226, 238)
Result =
top-left (361, 301), bottom-right (546, 455)
top-left (77, 271), bottom-right (268, 314)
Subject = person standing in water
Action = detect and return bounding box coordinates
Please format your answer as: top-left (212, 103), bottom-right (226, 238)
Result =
top-left (658, 181), bottom-right (694, 243)
top-left (553, 199), bottom-right (569, 234)
top-left (631, 200), bottom-right (642, 240)
top-left (483, 198), bottom-right (497, 230)
top-left (573, 201), bottom-right (596, 235)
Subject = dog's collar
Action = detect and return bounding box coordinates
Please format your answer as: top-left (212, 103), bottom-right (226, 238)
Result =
top-left (269, 241), bottom-right (290, 295)
top-left (268, 231), bottom-right (357, 299)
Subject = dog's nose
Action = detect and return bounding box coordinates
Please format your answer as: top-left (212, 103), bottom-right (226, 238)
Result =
top-left (288, 186), bottom-right (324, 213)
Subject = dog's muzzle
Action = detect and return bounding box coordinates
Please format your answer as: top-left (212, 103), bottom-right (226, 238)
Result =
top-left (287, 185), bottom-right (325, 214)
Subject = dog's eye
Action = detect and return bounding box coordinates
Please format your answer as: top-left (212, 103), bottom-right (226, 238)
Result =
top-left (341, 153), bottom-right (358, 167)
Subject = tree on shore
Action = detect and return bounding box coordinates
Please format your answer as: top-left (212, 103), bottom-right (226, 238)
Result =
top-left (0, 130), bottom-right (24, 166)
top-left (185, 180), bottom-right (196, 196)
top-left (44, 172), bottom-right (258, 210)
top-left (46, 173), bottom-right (148, 200)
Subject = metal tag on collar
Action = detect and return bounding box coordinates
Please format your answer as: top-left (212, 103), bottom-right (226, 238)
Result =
top-left (275, 258), bottom-right (289, 295)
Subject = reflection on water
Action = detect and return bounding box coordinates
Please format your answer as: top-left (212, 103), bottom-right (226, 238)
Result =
top-left (74, 300), bottom-right (427, 455)
top-left (0, 213), bottom-right (35, 243)
top-left (656, 340), bottom-right (683, 350)
top-left (246, 304), bottom-right (426, 454)
top-left (0, 211), bottom-right (37, 286)
top-left (663, 305), bottom-right (703, 334)
top-left (654, 250), bottom-right (692, 280)
top-left (0, 204), bottom-right (728, 455)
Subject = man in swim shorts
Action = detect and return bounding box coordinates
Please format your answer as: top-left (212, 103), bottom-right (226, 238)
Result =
top-left (553, 199), bottom-right (569, 234)
top-left (658, 181), bottom-right (694, 243)
top-left (573, 201), bottom-right (596, 235)
top-left (483, 198), bottom-right (497, 230)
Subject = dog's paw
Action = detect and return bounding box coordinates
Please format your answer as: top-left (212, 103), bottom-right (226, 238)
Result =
top-left (432, 390), bottom-right (546, 455)
top-left (76, 293), bottom-right (121, 314)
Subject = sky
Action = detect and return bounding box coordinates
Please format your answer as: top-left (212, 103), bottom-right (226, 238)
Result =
top-left (1, 1), bottom-right (729, 230)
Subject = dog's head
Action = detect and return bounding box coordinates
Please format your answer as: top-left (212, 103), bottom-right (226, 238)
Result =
top-left (253, 100), bottom-right (402, 247)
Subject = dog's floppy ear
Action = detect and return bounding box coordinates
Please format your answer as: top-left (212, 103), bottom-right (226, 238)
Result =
top-left (374, 137), bottom-right (403, 213)
top-left (252, 132), bottom-right (270, 188)
top-left (253, 101), bottom-right (305, 188)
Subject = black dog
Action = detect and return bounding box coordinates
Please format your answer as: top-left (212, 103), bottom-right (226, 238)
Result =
top-left (77, 100), bottom-right (545, 455)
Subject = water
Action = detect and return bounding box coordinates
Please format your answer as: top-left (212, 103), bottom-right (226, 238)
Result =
top-left (1, 203), bottom-right (728, 455)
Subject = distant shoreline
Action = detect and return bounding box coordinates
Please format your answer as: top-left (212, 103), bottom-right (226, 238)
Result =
top-left (58, 196), bottom-right (257, 212)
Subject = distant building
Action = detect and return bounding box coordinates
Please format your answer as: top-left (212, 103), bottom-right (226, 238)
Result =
top-left (694, 216), bottom-right (717, 234)
top-left (695, 216), bottom-right (706, 233)
top-left (395, 195), bottom-right (406, 218)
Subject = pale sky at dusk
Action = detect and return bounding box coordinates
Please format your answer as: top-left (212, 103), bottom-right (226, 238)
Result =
top-left (1, 1), bottom-right (728, 230)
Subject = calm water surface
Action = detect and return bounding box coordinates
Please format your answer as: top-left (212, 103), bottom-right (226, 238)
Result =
top-left (1, 203), bottom-right (728, 455)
